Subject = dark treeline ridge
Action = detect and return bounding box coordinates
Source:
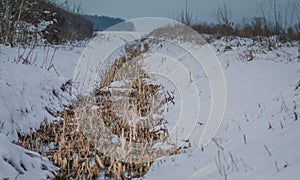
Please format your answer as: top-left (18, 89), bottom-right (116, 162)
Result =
top-left (83, 15), bottom-right (135, 31)
top-left (179, 1), bottom-right (300, 47)
top-left (0, 0), bottom-right (93, 46)
top-left (191, 19), bottom-right (300, 42)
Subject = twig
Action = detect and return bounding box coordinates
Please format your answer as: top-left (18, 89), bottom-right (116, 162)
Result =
top-left (275, 161), bottom-right (279, 172)
top-left (280, 93), bottom-right (288, 112)
top-left (47, 64), bottom-right (60, 76)
top-left (240, 158), bottom-right (253, 172)
top-left (212, 138), bottom-right (224, 151)
top-left (229, 152), bottom-right (239, 171)
top-left (243, 134), bottom-right (247, 144)
top-left (264, 145), bottom-right (272, 157)
top-left (215, 150), bottom-right (223, 176)
top-left (294, 100), bottom-right (298, 121)
top-left (280, 121), bottom-right (284, 129)
top-left (189, 71), bottom-right (193, 83)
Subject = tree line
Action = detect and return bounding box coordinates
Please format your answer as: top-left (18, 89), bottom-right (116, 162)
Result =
top-left (179, 0), bottom-right (300, 47)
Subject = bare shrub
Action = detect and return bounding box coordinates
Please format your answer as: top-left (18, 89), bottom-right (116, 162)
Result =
top-left (213, 2), bottom-right (233, 46)
top-left (175, 0), bottom-right (194, 26)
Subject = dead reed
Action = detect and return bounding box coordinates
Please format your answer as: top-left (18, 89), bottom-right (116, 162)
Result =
top-left (17, 40), bottom-right (179, 179)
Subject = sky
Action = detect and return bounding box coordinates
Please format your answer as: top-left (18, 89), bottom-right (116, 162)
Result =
top-left (61, 0), bottom-right (261, 23)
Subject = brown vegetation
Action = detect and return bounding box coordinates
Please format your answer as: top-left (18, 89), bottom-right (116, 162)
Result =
top-left (17, 41), bottom-right (179, 179)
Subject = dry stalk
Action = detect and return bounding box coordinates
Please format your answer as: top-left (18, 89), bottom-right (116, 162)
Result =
top-left (18, 41), bottom-right (180, 179)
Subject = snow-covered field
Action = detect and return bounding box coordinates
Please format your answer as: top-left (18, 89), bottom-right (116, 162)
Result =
top-left (0, 32), bottom-right (299, 179)
top-left (145, 42), bottom-right (300, 180)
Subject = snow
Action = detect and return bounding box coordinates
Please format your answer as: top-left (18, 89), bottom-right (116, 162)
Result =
top-left (0, 134), bottom-right (58, 179)
top-left (0, 31), bottom-right (299, 179)
top-left (72, 31), bottom-right (144, 96)
top-left (0, 45), bottom-right (84, 141)
top-left (144, 40), bottom-right (300, 180)
top-left (0, 44), bottom-right (84, 178)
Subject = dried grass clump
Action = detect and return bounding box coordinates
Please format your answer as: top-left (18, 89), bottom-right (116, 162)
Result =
top-left (18, 113), bottom-right (153, 179)
top-left (147, 24), bottom-right (206, 44)
top-left (17, 41), bottom-right (179, 179)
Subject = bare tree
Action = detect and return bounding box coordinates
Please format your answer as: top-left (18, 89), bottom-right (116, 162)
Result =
top-left (54, 0), bottom-right (83, 14)
top-left (293, 1), bottom-right (300, 39)
top-left (256, 1), bottom-right (273, 49)
top-left (272, 0), bottom-right (281, 38)
top-left (252, 17), bottom-right (264, 41)
top-left (0, 0), bottom-right (20, 46)
top-left (176, 0), bottom-right (194, 26)
top-left (214, 2), bottom-right (233, 46)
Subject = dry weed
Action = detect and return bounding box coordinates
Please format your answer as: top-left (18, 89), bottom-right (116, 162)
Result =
top-left (17, 41), bottom-right (180, 179)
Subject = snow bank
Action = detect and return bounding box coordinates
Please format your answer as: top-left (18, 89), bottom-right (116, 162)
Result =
top-left (0, 44), bottom-right (84, 178)
top-left (0, 134), bottom-right (58, 179)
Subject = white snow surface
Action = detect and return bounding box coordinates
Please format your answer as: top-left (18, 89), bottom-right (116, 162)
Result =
top-left (0, 134), bottom-right (58, 179)
top-left (0, 33), bottom-right (299, 180)
top-left (144, 40), bottom-right (300, 180)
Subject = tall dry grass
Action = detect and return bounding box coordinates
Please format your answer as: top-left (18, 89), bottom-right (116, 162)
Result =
top-left (17, 40), bottom-right (179, 179)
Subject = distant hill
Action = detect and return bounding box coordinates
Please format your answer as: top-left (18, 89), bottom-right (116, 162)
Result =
top-left (83, 15), bottom-right (135, 31)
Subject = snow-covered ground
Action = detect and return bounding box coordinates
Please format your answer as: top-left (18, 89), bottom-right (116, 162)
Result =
top-left (145, 42), bottom-right (300, 180)
top-left (0, 45), bottom-right (84, 179)
top-left (0, 32), bottom-right (299, 179)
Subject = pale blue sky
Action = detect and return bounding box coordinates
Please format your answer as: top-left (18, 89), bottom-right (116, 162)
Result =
top-left (61, 0), bottom-right (287, 23)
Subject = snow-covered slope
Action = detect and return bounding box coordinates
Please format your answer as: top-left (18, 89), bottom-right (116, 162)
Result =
top-left (0, 45), bottom-right (84, 141)
top-left (0, 45), bottom-right (84, 179)
top-left (144, 39), bottom-right (300, 180)
top-left (0, 134), bottom-right (58, 179)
